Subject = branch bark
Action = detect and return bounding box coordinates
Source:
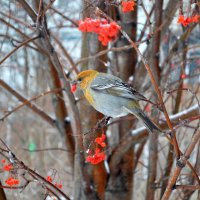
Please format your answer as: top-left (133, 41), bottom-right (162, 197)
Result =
top-left (162, 128), bottom-right (200, 200)
top-left (0, 79), bottom-right (55, 126)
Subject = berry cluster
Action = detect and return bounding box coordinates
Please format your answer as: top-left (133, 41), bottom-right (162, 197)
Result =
top-left (5, 177), bottom-right (20, 186)
top-left (177, 15), bottom-right (199, 26)
top-left (86, 148), bottom-right (106, 165)
top-left (2, 159), bottom-right (13, 171)
top-left (1, 159), bottom-right (20, 186)
top-left (46, 175), bottom-right (63, 189)
top-left (95, 133), bottom-right (106, 147)
top-left (3, 163), bottom-right (13, 171)
top-left (121, 1), bottom-right (136, 13)
top-left (78, 18), bottom-right (121, 46)
top-left (86, 133), bottom-right (106, 165)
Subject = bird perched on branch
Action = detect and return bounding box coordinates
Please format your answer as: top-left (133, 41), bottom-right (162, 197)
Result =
top-left (72, 69), bottom-right (161, 133)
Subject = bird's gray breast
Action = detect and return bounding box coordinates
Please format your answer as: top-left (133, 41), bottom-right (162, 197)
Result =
top-left (88, 88), bottom-right (129, 117)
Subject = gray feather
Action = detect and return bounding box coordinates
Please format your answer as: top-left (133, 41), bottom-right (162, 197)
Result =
top-left (91, 73), bottom-right (147, 101)
top-left (126, 108), bottom-right (161, 133)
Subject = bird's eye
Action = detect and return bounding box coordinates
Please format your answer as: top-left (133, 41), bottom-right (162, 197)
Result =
top-left (77, 77), bottom-right (83, 82)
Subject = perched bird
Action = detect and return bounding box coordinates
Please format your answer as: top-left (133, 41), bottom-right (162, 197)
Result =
top-left (73, 69), bottom-right (161, 133)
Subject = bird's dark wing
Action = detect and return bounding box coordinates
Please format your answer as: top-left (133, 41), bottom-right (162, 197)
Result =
top-left (90, 73), bottom-right (147, 101)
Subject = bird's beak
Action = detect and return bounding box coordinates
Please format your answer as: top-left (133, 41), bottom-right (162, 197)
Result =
top-left (70, 80), bottom-right (77, 85)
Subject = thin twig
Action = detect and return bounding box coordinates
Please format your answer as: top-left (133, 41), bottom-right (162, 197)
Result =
top-left (162, 128), bottom-right (200, 200)
top-left (15, 0), bottom-right (37, 22)
top-left (36, 0), bottom-right (43, 27)
top-left (0, 86), bottom-right (62, 124)
top-left (174, 185), bottom-right (200, 190)
top-left (41, 0), bottom-right (56, 19)
top-left (0, 35), bottom-right (40, 65)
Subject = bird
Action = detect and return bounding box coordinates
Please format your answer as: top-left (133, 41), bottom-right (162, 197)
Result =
top-left (73, 69), bottom-right (161, 133)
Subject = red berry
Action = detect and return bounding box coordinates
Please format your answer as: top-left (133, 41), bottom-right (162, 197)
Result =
top-left (181, 74), bottom-right (187, 79)
top-left (71, 84), bottom-right (77, 93)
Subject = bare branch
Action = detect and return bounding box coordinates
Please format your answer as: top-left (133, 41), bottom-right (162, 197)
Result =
top-left (0, 80), bottom-right (55, 126)
top-left (0, 35), bottom-right (40, 65)
top-left (15, 0), bottom-right (37, 22)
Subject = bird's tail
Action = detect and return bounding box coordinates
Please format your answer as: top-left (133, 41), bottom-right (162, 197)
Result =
top-left (127, 108), bottom-right (161, 133)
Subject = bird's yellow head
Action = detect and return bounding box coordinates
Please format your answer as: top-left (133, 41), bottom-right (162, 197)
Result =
top-left (75, 70), bottom-right (99, 90)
